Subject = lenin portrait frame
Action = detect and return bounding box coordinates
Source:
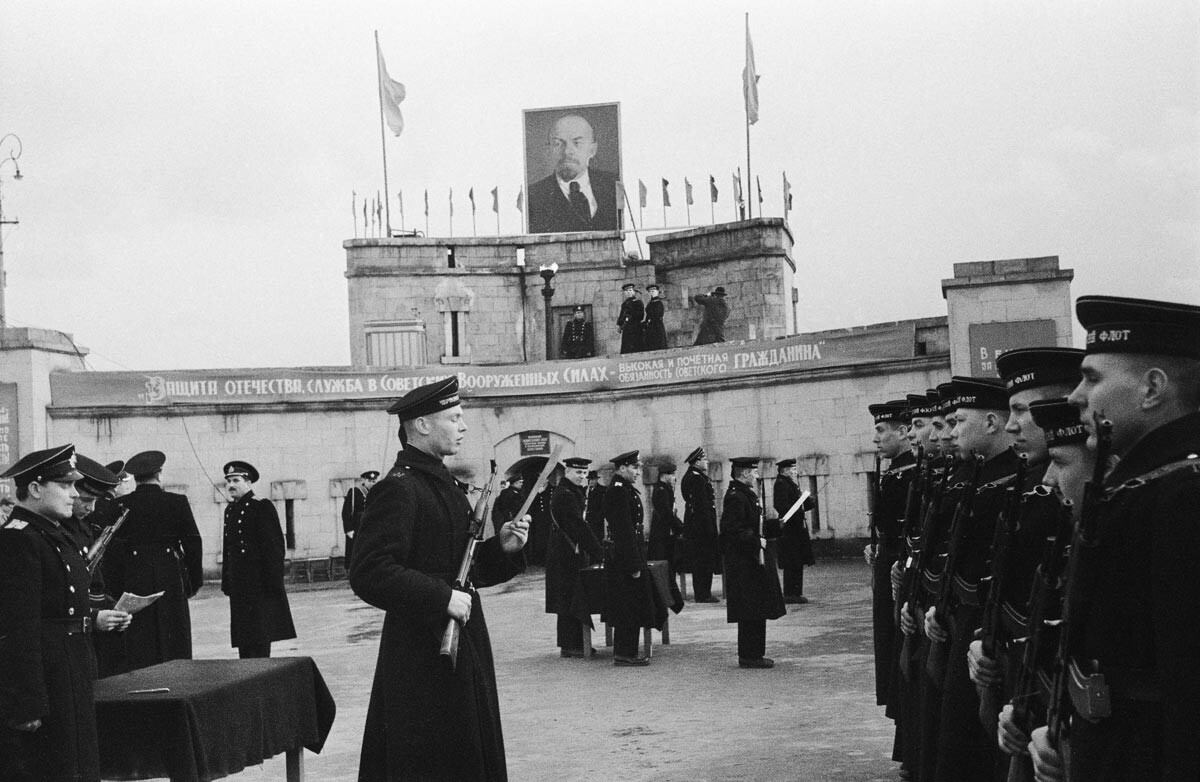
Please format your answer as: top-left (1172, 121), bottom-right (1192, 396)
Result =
top-left (522, 102), bottom-right (623, 235)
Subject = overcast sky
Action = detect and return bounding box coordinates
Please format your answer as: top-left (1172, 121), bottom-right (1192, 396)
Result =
top-left (2, 1), bottom-right (1197, 371)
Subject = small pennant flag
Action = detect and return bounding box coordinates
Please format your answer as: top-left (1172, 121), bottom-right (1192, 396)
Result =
top-left (616, 180), bottom-right (626, 210)
top-left (733, 172), bottom-right (743, 205)
top-left (685, 178), bottom-right (694, 206)
top-left (491, 187), bottom-right (499, 214)
top-left (661, 178), bottom-right (671, 207)
top-left (424, 189), bottom-right (429, 216)
top-left (710, 175), bottom-right (718, 203)
top-left (516, 186), bottom-right (524, 213)
top-left (756, 176), bottom-right (763, 205)
top-left (376, 37), bottom-right (406, 136)
top-left (638, 179), bottom-right (648, 208)
top-left (352, 190), bottom-right (357, 220)
top-left (449, 187), bottom-right (454, 217)
top-left (783, 171), bottom-right (793, 212)
top-left (397, 190), bottom-right (404, 219)
top-left (469, 187), bottom-right (475, 213)
top-left (743, 15), bottom-right (760, 125)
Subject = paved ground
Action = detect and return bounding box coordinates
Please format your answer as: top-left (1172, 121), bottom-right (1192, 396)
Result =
top-left (163, 559), bottom-right (901, 781)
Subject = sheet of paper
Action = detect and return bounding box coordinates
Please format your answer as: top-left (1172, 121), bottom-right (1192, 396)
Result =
top-left (114, 591), bottom-right (165, 614)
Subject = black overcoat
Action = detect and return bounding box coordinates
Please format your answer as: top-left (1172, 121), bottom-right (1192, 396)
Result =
top-left (221, 492), bottom-right (296, 648)
top-left (647, 479), bottom-right (682, 564)
top-left (692, 293), bottom-right (729, 345)
top-left (617, 297), bottom-right (645, 354)
top-left (584, 484), bottom-right (607, 542)
top-left (871, 450), bottom-right (915, 706)
top-left (349, 445), bottom-right (523, 782)
top-left (545, 480), bottom-right (603, 624)
top-left (1068, 412), bottom-right (1200, 782)
top-left (773, 474), bottom-right (815, 568)
top-left (0, 507), bottom-right (100, 782)
top-left (601, 474), bottom-right (661, 629)
top-left (342, 486), bottom-right (366, 566)
top-left (719, 480), bottom-right (785, 624)
top-left (680, 466), bottom-right (720, 573)
top-left (643, 298), bottom-right (667, 351)
top-left (102, 483), bottom-right (202, 672)
top-left (559, 319), bottom-right (594, 359)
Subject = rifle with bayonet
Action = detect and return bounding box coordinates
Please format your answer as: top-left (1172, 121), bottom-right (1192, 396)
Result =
top-left (439, 460), bottom-right (499, 670)
top-left (1044, 418), bottom-right (1113, 760)
top-left (898, 457), bottom-right (950, 682)
top-left (926, 453), bottom-right (985, 682)
top-left (893, 446), bottom-right (926, 626)
top-left (977, 453), bottom-right (1028, 728)
top-left (869, 451), bottom-right (881, 558)
top-left (87, 508), bottom-right (131, 575)
top-left (1004, 494), bottom-right (1074, 782)
top-left (755, 476), bottom-right (767, 566)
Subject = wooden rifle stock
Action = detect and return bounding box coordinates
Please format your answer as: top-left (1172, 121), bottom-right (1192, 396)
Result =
top-left (440, 461), bottom-right (499, 670)
top-left (925, 454), bottom-right (985, 683)
top-left (755, 476), bottom-right (766, 566)
top-left (1046, 418), bottom-right (1112, 750)
top-left (977, 454), bottom-right (1028, 729)
top-left (87, 509), bottom-right (131, 575)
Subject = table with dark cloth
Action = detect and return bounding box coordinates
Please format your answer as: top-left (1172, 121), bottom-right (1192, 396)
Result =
top-left (94, 657), bottom-right (336, 782)
top-left (578, 560), bottom-right (683, 652)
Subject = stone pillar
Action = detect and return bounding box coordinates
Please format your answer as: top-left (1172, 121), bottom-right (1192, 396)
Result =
top-left (0, 327), bottom-right (89, 489)
top-left (940, 256), bottom-right (1074, 377)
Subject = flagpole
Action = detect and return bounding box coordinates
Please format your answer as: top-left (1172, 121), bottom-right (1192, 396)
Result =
top-left (744, 13), bottom-right (753, 220)
top-left (375, 31), bottom-right (393, 237)
top-left (685, 188), bottom-right (691, 225)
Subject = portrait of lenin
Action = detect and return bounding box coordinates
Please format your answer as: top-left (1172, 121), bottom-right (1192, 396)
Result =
top-left (523, 102), bottom-right (623, 234)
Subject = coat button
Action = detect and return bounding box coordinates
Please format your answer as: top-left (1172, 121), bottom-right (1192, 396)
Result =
top-left (69, 586), bottom-right (76, 593)
top-left (68, 608), bottom-right (76, 615)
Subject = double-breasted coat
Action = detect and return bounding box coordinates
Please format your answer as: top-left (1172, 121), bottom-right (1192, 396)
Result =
top-left (772, 474), bottom-right (815, 569)
top-left (349, 445), bottom-right (523, 781)
top-left (0, 507), bottom-right (100, 782)
top-left (643, 297), bottom-right (667, 351)
top-left (719, 480), bottom-right (785, 624)
top-left (559, 318), bottom-right (594, 359)
top-left (102, 483), bottom-right (202, 672)
top-left (680, 465), bottom-right (720, 574)
top-left (617, 297), bottom-right (645, 354)
top-left (545, 481), bottom-right (603, 625)
top-left (601, 473), bottom-right (662, 630)
top-left (221, 492), bottom-right (296, 649)
top-left (647, 479), bottom-right (682, 565)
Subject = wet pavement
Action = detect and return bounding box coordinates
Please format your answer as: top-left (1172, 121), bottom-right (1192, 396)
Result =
top-left (160, 559), bottom-right (902, 781)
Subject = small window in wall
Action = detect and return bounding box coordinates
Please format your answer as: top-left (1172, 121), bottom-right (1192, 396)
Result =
top-left (447, 247), bottom-right (456, 268)
top-left (283, 499), bottom-right (296, 550)
top-left (366, 320), bottom-right (427, 367)
top-left (449, 312), bottom-right (462, 357)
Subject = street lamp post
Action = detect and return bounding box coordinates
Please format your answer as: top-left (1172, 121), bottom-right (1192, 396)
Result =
top-left (539, 262), bottom-right (558, 360)
top-left (0, 133), bottom-right (24, 331)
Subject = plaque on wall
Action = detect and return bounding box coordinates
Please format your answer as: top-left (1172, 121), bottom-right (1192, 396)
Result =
top-left (968, 320), bottom-right (1057, 377)
top-left (519, 430), bottom-right (551, 456)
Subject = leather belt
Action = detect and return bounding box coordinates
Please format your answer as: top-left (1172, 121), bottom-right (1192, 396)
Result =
top-left (43, 616), bottom-right (92, 635)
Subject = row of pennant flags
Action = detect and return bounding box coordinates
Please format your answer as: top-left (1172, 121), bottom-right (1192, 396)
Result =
top-left (352, 171), bottom-right (795, 238)
top-left (368, 15), bottom-right (768, 237)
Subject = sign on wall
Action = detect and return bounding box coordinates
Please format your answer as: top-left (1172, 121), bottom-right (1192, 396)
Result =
top-left (523, 102), bottom-right (622, 234)
top-left (519, 431), bottom-right (551, 456)
top-left (968, 320), bottom-right (1058, 376)
top-left (50, 322), bottom-right (920, 409)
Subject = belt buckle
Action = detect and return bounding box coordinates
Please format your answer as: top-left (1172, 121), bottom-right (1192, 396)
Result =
top-left (82, 615), bottom-right (92, 633)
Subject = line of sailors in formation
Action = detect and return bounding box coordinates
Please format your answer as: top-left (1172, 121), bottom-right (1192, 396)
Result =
top-left (527, 444), bottom-right (815, 668)
top-left (867, 294), bottom-right (1200, 782)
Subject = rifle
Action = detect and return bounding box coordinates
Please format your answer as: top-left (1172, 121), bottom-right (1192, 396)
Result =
top-left (925, 453), bottom-right (985, 682)
top-left (893, 447), bottom-right (926, 626)
top-left (755, 476), bottom-right (766, 566)
top-left (87, 509), bottom-right (131, 575)
top-left (898, 458), bottom-right (949, 682)
top-left (439, 460), bottom-right (499, 670)
top-left (1005, 495), bottom-right (1074, 782)
top-left (977, 454), bottom-right (1028, 728)
top-left (1045, 418), bottom-right (1113, 756)
top-left (869, 452), bottom-right (881, 556)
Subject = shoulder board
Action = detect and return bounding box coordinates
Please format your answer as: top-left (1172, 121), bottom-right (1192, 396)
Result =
top-left (3, 519), bottom-right (28, 530)
top-left (387, 466), bottom-right (412, 480)
top-left (1104, 454), bottom-right (1200, 499)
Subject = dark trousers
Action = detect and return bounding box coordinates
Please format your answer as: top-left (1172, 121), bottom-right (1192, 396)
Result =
top-left (693, 568), bottom-right (714, 600)
top-left (556, 614), bottom-right (583, 651)
top-left (783, 564), bottom-right (805, 597)
top-left (737, 619), bottom-right (767, 660)
top-left (613, 625), bottom-right (641, 658)
top-left (238, 642), bottom-right (271, 659)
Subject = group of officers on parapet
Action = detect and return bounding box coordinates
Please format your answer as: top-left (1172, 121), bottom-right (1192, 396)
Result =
top-left (866, 294), bottom-right (1199, 782)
